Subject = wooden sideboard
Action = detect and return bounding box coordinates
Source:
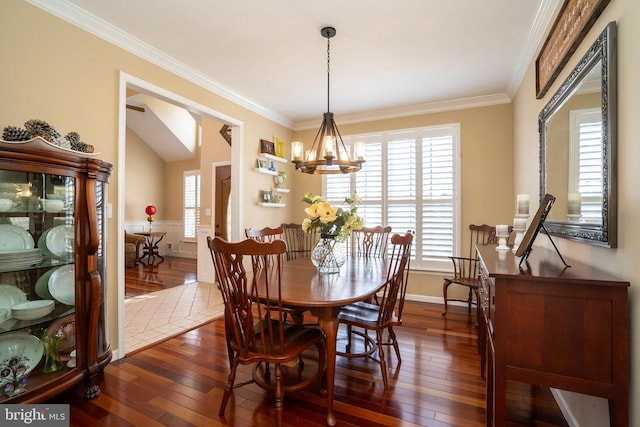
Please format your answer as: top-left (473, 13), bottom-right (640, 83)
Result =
top-left (477, 245), bottom-right (629, 426)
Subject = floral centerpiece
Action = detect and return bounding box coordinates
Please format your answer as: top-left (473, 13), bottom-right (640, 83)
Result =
top-left (302, 192), bottom-right (363, 273)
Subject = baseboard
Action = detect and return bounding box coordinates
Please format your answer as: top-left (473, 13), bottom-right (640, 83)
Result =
top-left (405, 293), bottom-right (467, 307)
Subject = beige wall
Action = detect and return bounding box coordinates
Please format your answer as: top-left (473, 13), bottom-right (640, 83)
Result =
top-left (164, 157), bottom-right (200, 221)
top-left (124, 128), bottom-right (166, 222)
top-left (513, 1), bottom-right (639, 425)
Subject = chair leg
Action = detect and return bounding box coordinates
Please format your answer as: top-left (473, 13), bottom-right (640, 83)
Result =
top-left (376, 329), bottom-right (389, 390)
top-left (388, 326), bottom-right (401, 362)
top-left (442, 280), bottom-right (451, 316)
top-left (274, 363), bottom-right (284, 427)
top-left (346, 324), bottom-right (353, 353)
top-left (219, 356), bottom-right (239, 416)
top-left (467, 288), bottom-right (473, 314)
top-left (224, 315), bottom-right (234, 369)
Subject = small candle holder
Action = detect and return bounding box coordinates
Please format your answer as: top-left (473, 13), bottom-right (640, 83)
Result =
top-left (495, 224), bottom-right (510, 251)
top-left (512, 216), bottom-right (528, 253)
top-left (496, 233), bottom-right (509, 251)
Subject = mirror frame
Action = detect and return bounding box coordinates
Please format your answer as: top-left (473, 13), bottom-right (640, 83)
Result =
top-left (539, 21), bottom-right (617, 248)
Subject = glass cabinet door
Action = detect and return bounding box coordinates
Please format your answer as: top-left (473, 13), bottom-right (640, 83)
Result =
top-left (0, 171), bottom-right (76, 400)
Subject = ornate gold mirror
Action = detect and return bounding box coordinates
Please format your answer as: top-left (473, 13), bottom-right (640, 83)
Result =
top-left (539, 22), bottom-right (617, 247)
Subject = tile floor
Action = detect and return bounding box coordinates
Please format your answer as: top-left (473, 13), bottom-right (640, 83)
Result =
top-left (124, 281), bottom-right (224, 354)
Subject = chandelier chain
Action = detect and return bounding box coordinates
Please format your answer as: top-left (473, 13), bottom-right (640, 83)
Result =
top-left (327, 36), bottom-right (331, 113)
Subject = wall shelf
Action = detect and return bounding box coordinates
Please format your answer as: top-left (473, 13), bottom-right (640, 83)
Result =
top-left (274, 187), bottom-right (290, 193)
top-left (254, 167), bottom-right (278, 176)
top-left (260, 153), bottom-right (287, 163)
top-left (259, 202), bottom-right (286, 208)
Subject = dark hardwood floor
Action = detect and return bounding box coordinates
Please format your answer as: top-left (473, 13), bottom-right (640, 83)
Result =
top-left (52, 300), bottom-right (567, 426)
top-left (125, 256), bottom-right (198, 298)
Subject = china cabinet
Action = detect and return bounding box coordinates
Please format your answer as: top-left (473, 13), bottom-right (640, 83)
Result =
top-left (0, 140), bottom-right (112, 403)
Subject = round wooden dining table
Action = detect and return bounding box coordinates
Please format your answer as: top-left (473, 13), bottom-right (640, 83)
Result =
top-left (265, 256), bottom-right (390, 426)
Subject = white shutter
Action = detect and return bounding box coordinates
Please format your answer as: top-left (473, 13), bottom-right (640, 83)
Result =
top-left (569, 109), bottom-right (602, 223)
top-left (422, 136), bottom-right (454, 263)
top-left (184, 171), bottom-right (201, 239)
top-left (324, 125), bottom-right (458, 272)
top-left (355, 140), bottom-right (383, 225)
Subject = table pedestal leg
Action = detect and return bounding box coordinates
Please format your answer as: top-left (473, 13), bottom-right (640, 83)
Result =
top-left (311, 306), bottom-right (341, 427)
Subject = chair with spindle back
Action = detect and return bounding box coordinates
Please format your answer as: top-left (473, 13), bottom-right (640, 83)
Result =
top-left (281, 223), bottom-right (317, 261)
top-left (208, 236), bottom-right (326, 426)
top-left (350, 225), bottom-right (392, 258)
top-left (336, 231), bottom-right (414, 390)
top-left (442, 224), bottom-right (510, 316)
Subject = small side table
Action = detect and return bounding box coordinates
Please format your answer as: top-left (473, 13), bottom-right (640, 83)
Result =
top-left (135, 231), bottom-right (167, 264)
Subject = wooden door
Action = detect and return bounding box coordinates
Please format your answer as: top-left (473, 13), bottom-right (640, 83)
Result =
top-left (214, 165), bottom-right (231, 240)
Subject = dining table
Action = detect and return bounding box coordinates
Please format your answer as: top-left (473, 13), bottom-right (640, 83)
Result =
top-left (266, 256), bottom-right (390, 426)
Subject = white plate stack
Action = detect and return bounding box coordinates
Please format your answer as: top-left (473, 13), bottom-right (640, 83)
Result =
top-left (0, 249), bottom-right (43, 272)
top-left (0, 225), bottom-right (41, 272)
top-left (11, 300), bottom-right (55, 321)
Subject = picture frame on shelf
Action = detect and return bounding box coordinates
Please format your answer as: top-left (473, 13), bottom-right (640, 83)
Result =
top-left (515, 193), bottom-right (556, 262)
top-left (260, 139), bottom-right (275, 155)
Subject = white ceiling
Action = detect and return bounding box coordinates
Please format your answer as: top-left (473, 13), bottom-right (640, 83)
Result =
top-left (31, 0), bottom-right (559, 129)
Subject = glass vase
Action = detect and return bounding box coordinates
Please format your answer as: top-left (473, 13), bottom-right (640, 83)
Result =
top-left (311, 234), bottom-right (346, 274)
top-left (42, 336), bottom-right (63, 374)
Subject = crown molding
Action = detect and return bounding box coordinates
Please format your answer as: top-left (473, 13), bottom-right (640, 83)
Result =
top-left (25, 0), bottom-right (294, 129)
top-left (506, 0), bottom-right (561, 97)
top-left (293, 93), bottom-right (512, 131)
top-left (26, 0), bottom-right (560, 132)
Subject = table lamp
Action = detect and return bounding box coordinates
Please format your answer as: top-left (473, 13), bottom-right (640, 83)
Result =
top-left (145, 204), bottom-right (156, 231)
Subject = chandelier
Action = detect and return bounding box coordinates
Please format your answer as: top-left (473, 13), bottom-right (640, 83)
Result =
top-left (291, 26), bottom-right (365, 174)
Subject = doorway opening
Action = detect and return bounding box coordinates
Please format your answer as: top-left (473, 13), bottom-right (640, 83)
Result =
top-left (117, 72), bottom-right (243, 358)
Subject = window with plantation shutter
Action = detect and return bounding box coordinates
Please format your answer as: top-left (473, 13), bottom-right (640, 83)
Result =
top-left (325, 124), bottom-right (460, 271)
top-left (184, 170), bottom-right (201, 239)
top-left (569, 109), bottom-right (602, 223)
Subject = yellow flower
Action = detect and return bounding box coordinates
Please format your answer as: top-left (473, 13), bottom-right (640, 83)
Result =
top-left (317, 202), bottom-right (337, 224)
top-left (302, 192), bottom-right (363, 241)
top-left (305, 203), bottom-right (322, 218)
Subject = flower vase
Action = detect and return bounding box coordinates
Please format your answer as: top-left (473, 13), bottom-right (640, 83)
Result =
top-left (311, 234), bottom-right (346, 274)
top-left (42, 336), bottom-right (63, 374)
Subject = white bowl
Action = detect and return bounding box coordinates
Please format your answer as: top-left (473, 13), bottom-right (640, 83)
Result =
top-left (41, 199), bottom-right (65, 213)
top-left (0, 198), bottom-right (12, 212)
top-left (12, 300), bottom-right (55, 321)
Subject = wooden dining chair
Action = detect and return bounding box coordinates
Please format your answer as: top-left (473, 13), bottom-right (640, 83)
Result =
top-left (350, 225), bottom-right (392, 258)
top-left (208, 236), bottom-right (326, 426)
top-left (442, 224), bottom-right (508, 316)
top-left (245, 226), bottom-right (283, 242)
top-left (246, 225), bottom-right (307, 324)
top-left (281, 223), bottom-right (317, 261)
top-left (336, 231), bottom-right (414, 390)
